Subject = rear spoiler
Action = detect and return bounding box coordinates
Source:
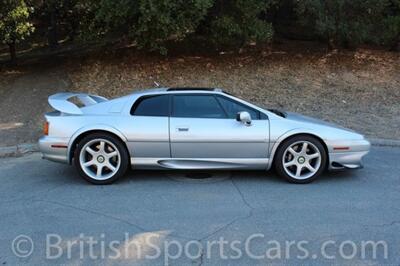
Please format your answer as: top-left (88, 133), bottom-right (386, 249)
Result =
top-left (48, 92), bottom-right (108, 115)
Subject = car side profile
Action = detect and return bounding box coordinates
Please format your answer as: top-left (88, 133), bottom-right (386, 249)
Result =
top-left (39, 87), bottom-right (370, 184)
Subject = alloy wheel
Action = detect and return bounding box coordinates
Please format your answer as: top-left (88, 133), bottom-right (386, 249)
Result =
top-left (79, 138), bottom-right (121, 181)
top-left (282, 141), bottom-right (322, 180)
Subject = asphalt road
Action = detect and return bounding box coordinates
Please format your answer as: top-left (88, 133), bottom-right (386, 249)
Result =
top-left (0, 146), bottom-right (399, 265)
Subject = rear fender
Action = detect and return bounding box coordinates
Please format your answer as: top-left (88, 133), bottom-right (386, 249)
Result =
top-left (67, 124), bottom-right (128, 164)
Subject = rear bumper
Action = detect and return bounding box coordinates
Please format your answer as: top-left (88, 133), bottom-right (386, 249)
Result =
top-left (327, 139), bottom-right (370, 170)
top-left (38, 136), bottom-right (69, 164)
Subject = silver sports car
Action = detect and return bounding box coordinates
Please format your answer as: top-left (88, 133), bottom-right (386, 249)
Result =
top-left (39, 87), bottom-right (370, 184)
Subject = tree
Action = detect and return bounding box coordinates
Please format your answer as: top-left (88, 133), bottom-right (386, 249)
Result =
top-left (83, 0), bottom-right (139, 39)
top-left (29, 0), bottom-right (82, 48)
top-left (83, 0), bottom-right (213, 53)
top-left (0, 0), bottom-right (34, 61)
top-left (199, 0), bottom-right (277, 49)
top-left (381, 0), bottom-right (400, 50)
top-left (135, 0), bottom-right (213, 53)
top-left (44, 0), bottom-right (60, 48)
top-left (295, 0), bottom-right (400, 49)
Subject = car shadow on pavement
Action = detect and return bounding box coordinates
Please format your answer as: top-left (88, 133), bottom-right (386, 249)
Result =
top-left (319, 169), bottom-right (359, 182)
top-left (116, 168), bottom-right (358, 185)
top-left (34, 156), bottom-right (360, 186)
top-left (56, 168), bottom-right (358, 186)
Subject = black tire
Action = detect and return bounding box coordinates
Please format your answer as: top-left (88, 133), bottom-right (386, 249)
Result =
top-left (274, 135), bottom-right (327, 184)
top-left (74, 133), bottom-right (129, 185)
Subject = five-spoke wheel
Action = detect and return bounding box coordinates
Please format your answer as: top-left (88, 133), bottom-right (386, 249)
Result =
top-left (74, 133), bottom-right (129, 184)
top-left (275, 135), bottom-right (326, 183)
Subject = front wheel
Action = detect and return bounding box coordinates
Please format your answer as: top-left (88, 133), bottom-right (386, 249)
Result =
top-left (274, 135), bottom-right (327, 184)
top-left (74, 133), bottom-right (129, 185)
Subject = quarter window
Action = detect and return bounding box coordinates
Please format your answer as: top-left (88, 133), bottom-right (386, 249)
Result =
top-left (172, 95), bottom-right (227, 118)
top-left (131, 95), bottom-right (169, 116)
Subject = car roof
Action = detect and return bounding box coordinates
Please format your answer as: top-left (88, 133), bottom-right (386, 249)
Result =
top-left (167, 87), bottom-right (222, 92)
top-left (132, 87), bottom-right (224, 96)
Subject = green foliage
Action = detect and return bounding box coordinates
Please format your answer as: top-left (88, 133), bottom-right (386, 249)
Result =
top-left (383, 15), bottom-right (400, 47)
top-left (135, 0), bottom-right (213, 54)
top-left (204, 0), bottom-right (276, 48)
top-left (2, 0), bottom-right (400, 56)
top-left (296, 0), bottom-right (400, 48)
top-left (0, 0), bottom-right (34, 45)
top-left (86, 0), bottom-right (138, 37)
top-left (29, 0), bottom-right (85, 44)
top-left (84, 0), bottom-right (213, 54)
top-left (381, 0), bottom-right (400, 48)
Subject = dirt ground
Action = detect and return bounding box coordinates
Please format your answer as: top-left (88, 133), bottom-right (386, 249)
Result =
top-left (0, 43), bottom-right (399, 146)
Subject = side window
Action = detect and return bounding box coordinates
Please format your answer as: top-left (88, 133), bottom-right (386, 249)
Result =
top-left (131, 95), bottom-right (169, 116)
top-left (172, 95), bottom-right (227, 118)
top-left (216, 96), bottom-right (260, 119)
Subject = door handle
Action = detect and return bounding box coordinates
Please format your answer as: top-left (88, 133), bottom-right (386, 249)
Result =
top-left (177, 127), bottom-right (189, 132)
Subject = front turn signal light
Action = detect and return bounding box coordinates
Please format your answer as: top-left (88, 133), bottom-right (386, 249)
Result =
top-left (44, 122), bottom-right (49, 135)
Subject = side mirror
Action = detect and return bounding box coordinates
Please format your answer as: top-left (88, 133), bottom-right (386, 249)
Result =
top-left (236, 111), bottom-right (252, 126)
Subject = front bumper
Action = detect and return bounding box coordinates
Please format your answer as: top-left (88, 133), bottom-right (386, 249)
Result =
top-left (327, 139), bottom-right (371, 170)
top-left (38, 136), bottom-right (69, 164)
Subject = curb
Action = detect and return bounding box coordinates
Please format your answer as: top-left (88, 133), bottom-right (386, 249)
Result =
top-left (0, 143), bottom-right (39, 158)
top-left (368, 138), bottom-right (400, 147)
top-left (0, 139), bottom-right (399, 159)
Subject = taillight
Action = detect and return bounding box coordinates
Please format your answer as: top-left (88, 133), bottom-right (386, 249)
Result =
top-left (43, 122), bottom-right (49, 135)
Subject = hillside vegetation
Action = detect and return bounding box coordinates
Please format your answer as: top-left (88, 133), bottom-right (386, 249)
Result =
top-left (1, 0), bottom-right (400, 63)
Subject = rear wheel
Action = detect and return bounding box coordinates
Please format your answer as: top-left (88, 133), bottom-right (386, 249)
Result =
top-left (275, 135), bottom-right (327, 184)
top-left (74, 133), bottom-right (129, 184)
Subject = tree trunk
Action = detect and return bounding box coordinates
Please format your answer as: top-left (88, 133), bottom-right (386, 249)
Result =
top-left (8, 41), bottom-right (16, 62)
top-left (68, 20), bottom-right (77, 41)
top-left (48, 8), bottom-right (58, 49)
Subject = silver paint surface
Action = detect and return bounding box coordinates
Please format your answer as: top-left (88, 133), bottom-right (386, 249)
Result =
top-left (39, 88), bottom-right (370, 171)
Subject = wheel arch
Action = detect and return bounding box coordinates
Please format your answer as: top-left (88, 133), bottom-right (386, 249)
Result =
top-left (68, 126), bottom-right (129, 164)
top-left (268, 131), bottom-right (329, 170)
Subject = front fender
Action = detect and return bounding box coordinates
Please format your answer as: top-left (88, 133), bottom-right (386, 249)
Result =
top-left (267, 128), bottom-right (326, 170)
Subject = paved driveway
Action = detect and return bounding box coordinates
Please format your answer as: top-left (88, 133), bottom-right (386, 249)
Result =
top-left (0, 146), bottom-right (399, 265)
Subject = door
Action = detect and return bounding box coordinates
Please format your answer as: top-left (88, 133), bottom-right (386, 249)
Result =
top-left (124, 94), bottom-right (170, 158)
top-left (169, 94), bottom-right (270, 160)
